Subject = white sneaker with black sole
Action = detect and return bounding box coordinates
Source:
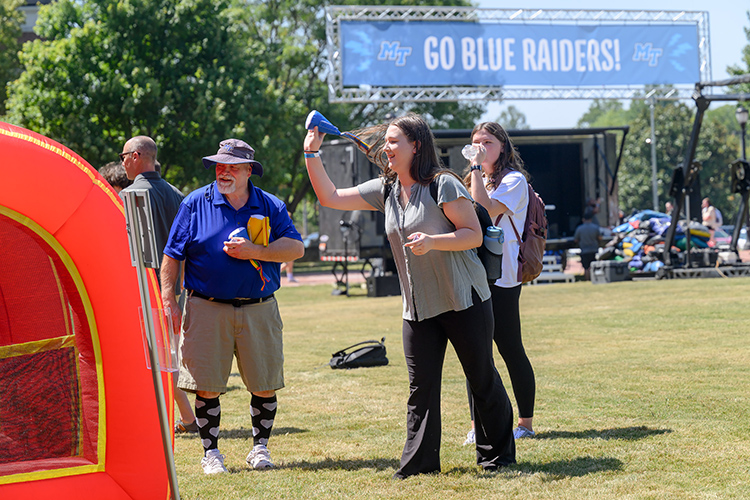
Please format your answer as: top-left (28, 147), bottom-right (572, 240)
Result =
top-left (201, 449), bottom-right (228, 474)
top-left (463, 429), bottom-right (476, 446)
top-left (246, 444), bottom-right (274, 470)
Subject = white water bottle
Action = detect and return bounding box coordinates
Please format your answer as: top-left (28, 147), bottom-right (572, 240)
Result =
top-left (461, 144), bottom-right (479, 160)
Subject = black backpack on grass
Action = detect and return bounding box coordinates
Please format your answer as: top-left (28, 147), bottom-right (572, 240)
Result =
top-left (330, 338), bottom-right (388, 369)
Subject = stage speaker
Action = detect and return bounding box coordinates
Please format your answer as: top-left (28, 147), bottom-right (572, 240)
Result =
top-left (366, 275), bottom-right (401, 297)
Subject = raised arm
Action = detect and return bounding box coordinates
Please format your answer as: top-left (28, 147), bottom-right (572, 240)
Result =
top-left (304, 127), bottom-right (375, 211)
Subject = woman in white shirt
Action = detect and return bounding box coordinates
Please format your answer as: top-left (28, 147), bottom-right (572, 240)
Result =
top-left (464, 122), bottom-right (537, 441)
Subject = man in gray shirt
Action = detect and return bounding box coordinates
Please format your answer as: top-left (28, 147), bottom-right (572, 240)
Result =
top-left (119, 135), bottom-right (197, 433)
top-left (573, 208), bottom-right (601, 281)
top-left (119, 136), bottom-right (184, 269)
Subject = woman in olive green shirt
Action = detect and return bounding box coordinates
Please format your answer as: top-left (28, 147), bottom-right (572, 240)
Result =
top-left (304, 113), bottom-right (515, 478)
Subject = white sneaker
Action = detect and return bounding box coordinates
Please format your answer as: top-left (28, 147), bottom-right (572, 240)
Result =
top-left (246, 444), bottom-right (274, 470)
top-left (201, 449), bottom-right (228, 474)
top-left (463, 429), bottom-right (476, 446)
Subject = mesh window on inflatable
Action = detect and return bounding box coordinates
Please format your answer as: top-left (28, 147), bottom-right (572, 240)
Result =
top-left (0, 212), bottom-right (100, 477)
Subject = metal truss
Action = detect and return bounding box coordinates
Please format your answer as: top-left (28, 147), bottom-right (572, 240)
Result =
top-left (325, 6), bottom-right (711, 103)
top-left (662, 265), bottom-right (750, 279)
top-left (329, 85), bottom-right (692, 103)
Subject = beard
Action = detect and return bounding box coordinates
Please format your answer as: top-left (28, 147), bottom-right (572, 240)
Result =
top-left (217, 177), bottom-right (237, 194)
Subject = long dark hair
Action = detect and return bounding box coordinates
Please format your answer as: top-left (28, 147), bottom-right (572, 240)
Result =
top-left (355, 113), bottom-right (457, 186)
top-left (463, 122), bottom-right (529, 190)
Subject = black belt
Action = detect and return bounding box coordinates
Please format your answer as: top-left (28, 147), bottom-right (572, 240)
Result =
top-left (188, 289), bottom-right (274, 307)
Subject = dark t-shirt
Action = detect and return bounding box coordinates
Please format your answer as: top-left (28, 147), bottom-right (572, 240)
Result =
top-left (574, 221), bottom-right (601, 254)
top-left (120, 171), bottom-right (184, 268)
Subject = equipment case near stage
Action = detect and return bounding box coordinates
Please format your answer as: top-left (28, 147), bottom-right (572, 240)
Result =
top-left (366, 275), bottom-right (401, 297)
top-left (591, 260), bottom-right (631, 284)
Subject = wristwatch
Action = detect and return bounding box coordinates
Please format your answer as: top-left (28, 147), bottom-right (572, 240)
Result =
top-left (470, 164), bottom-right (482, 171)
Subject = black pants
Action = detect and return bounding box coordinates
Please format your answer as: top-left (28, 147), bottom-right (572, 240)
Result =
top-left (468, 284), bottom-right (536, 420)
top-left (395, 291), bottom-right (516, 478)
top-left (580, 252), bottom-right (596, 271)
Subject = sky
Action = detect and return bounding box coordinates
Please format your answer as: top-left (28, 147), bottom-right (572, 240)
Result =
top-left (475, 1), bottom-right (749, 128)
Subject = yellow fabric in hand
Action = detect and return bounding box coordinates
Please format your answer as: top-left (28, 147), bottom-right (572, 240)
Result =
top-left (248, 214), bottom-right (270, 247)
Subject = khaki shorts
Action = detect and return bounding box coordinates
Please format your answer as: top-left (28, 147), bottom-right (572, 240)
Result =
top-left (177, 295), bottom-right (284, 394)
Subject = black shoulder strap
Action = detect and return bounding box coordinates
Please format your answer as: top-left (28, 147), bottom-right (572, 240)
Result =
top-left (383, 180), bottom-right (394, 204)
top-left (332, 337), bottom-right (385, 356)
top-left (429, 178), bottom-right (438, 203)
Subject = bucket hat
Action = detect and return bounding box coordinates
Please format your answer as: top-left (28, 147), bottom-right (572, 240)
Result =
top-left (202, 139), bottom-right (263, 177)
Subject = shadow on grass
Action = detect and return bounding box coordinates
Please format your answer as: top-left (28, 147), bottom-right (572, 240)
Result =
top-left (328, 291), bottom-right (371, 299)
top-left (535, 426), bottom-right (672, 441)
top-left (281, 456), bottom-right (400, 472)
top-left (516, 456), bottom-right (623, 477)
top-left (447, 456), bottom-right (622, 478)
top-left (271, 426), bottom-right (309, 436)
top-left (175, 426), bottom-right (308, 440)
top-left (215, 426), bottom-right (309, 440)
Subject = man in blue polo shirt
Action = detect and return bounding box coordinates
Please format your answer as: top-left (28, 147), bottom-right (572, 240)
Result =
top-left (161, 139), bottom-right (304, 475)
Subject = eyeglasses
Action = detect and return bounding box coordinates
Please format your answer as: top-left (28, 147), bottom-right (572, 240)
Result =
top-left (118, 150), bottom-right (137, 161)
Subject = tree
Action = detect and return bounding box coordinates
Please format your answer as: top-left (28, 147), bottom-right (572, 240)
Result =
top-left (578, 96), bottom-right (737, 220)
top-left (716, 11), bottom-right (750, 223)
top-left (496, 105), bottom-right (529, 130)
top-left (699, 110), bottom-right (739, 223)
top-left (6, 0), bottom-right (270, 190)
top-left (6, 0), bottom-right (482, 216)
top-left (577, 100), bottom-right (624, 128)
top-left (0, 0), bottom-right (23, 116)
top-left (727, 10), bottom-right (750, 93)
top-left (617, 100), bottom-right (692, 215)
top-left (232, 0), bottom-right (481, 214)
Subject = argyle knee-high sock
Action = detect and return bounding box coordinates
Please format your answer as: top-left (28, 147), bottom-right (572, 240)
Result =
top-left (250, 394), bottom-right (277, 447)
top-left (195, 395), bottom-right (221, 454)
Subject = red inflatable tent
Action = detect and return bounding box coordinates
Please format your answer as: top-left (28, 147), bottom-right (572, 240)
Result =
top-left (0, 122), bottom-right (174, 499)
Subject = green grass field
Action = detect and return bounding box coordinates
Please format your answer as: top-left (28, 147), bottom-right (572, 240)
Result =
top-left (174, 277), bottom-right (750, 499)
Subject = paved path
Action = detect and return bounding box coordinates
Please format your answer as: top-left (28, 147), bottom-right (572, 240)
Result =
top-left (281, 270), bottom-right (366, 288)
top-left (284, 249), bottom-right (750, 287)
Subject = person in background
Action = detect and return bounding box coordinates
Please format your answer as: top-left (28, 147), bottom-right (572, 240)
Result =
top-left (665, 201), bottom-right (674, 216)
top-left (702, 197), bottom-right (719, 240)
top-left (463, 121), bottom-right (537, 442)
top-left (161, 138), bottom-right (304, 474)
top-left (304, 113), bottom-right (515, 479)
top-left (99, 161), bottom-right (131, 193)
top-left (118, 136), bottom-right (198, 435)
top-left (586, 197), bottom-right (601, 225)
top-left (574, 208), bottom-right (601, 281)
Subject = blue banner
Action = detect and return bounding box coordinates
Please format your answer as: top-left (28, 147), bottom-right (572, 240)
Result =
top-left (341, 21), bottom-right (700, 87)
